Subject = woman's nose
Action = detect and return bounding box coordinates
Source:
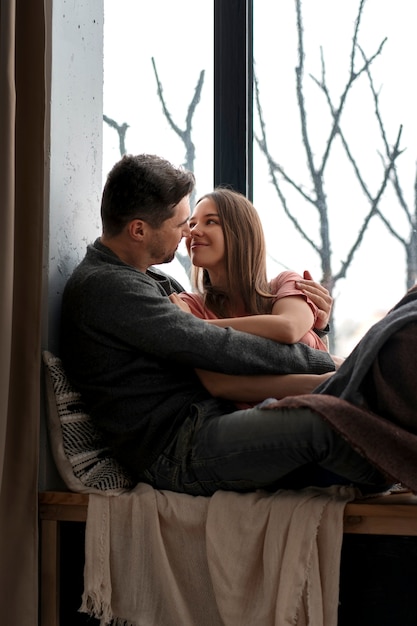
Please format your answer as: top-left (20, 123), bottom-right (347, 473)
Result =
top-left (190, 224), bottom-right (203, 236)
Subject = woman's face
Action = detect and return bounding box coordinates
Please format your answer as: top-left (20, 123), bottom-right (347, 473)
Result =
top-left (186, 198), bottom-right (226, 274)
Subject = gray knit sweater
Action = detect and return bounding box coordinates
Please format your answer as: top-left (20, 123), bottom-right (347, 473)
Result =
top-left (60, 239), bottom-right (334, 473)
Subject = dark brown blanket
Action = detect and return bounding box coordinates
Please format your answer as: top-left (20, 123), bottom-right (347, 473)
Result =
top-left (262, 286), bottom-right (417, 493)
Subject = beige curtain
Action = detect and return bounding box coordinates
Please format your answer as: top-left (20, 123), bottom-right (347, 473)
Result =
top-left (0, 0), bottom-right (46, 623)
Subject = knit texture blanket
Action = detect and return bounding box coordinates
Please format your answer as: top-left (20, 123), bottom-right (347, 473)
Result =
top-left (80, 483), bottom-right (354, 626)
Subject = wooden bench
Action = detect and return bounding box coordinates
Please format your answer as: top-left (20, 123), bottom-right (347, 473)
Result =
top-left (38, 489), bottom-right (417, 626)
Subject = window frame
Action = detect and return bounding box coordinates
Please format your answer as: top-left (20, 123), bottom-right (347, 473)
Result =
top-left (214, 0), bottom-right (253, 198)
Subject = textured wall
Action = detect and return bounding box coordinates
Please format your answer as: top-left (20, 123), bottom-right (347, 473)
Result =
top-left (47, 0), bottom-right (103, 354)
top-left (40, 0), bottom-right (103, 490)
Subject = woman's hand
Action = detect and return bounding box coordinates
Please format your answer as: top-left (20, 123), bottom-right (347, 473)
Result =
top-left (296, 270), bottom-right (333, 330)
top-left (331, 354), bottom-right (345, 370)
top-left (169, 293), bottom-right (192, 313)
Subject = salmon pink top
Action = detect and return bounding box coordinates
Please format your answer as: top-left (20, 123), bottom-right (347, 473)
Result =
top-left (179, 270), bottom-right (328, 351)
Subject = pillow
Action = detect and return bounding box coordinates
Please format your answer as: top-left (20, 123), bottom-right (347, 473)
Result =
top-left (42, 350), bottom-right (134, 494)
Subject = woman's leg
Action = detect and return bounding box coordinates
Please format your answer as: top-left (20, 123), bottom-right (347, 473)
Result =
top-left (144, 402), bottom-right (387, 495)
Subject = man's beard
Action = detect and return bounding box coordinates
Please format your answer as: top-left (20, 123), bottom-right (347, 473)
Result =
top-left (161, 251), bottom-right (176, 264)
top-left (150, 242), bottom-right (177, 265)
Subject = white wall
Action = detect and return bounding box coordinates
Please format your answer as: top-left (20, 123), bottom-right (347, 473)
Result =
top-left (40, 0), bottom-right (104, 489)
top-left (47, 0), bottom-right (103, 354)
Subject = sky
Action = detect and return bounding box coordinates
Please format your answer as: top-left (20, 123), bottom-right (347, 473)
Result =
top-left (103, 0), bottom-right (417, 354)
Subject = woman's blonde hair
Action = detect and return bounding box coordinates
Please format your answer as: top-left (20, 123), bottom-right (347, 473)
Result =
top-left (191, 188), bottom-right (274, 317)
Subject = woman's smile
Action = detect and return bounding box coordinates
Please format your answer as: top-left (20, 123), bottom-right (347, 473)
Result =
top-left (186, 198), bottom-right (226, 273)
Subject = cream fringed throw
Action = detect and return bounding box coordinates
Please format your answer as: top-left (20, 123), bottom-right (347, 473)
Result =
top-left (81, 483), bottom-right (355, 626)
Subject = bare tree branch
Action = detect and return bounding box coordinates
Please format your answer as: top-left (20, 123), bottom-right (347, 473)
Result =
top-left (357, 44), bottom-right (417, 286)
top-left (151, 56), bottom-right (204, 174)
top-left (334, 126), bottom-right (403, 282)
top-left (310, 5), bottom-right (387, 177)
top-left (103, 115), bottom-right (129, 155)
top-left (253, 0), bottom-right (410, 348)
top-left (311, 45), bottom-right (407, 250)
top-left (359, 44), bottom-right (414, 229)
top-left (151, 57), bottom-right (206, 277)
top-left (294, 0), bottom-right (317, 185)
top-left (103, 56), bottom-right (206, 281)
top-left (254, 69), bottom-right (321, 255)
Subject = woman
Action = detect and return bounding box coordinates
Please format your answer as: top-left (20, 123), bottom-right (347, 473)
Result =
top-left (170, 188), bottom-right (336, 404)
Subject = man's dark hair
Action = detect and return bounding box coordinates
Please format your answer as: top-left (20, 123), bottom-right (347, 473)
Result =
top-left (101, 154), bottom-right (195, 236)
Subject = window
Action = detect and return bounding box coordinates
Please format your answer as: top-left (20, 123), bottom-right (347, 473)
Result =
top-left (103, 0), bottom-right (213, 286)
top-left (101, 0), bottom-right (416, 351)
top-left (253, 1), bottom-right (417, 352)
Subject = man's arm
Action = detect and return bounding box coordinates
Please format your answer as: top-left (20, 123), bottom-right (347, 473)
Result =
top-left (137, 278), bottom-right (335, 375)
top-left (71, 268), bottom-right (336, 376)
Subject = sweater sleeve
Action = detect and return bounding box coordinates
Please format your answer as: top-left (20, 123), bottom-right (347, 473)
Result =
top-left (64, 263), bottom-right (335, 376)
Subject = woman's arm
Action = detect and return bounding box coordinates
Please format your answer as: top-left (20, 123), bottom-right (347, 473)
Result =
top-left (173, 274), bottom-right (332, 345)
top-left (196, 368), bottom-right (335, 402)
top-left (205, 295), bottom-right (315, 344)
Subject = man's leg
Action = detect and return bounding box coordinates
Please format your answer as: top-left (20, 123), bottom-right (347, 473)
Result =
top-left (144, 403), bottom-right (387, 495)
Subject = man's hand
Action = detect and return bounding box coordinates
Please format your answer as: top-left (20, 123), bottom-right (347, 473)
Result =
top-left (169, 293), bottom-right (192, 313)
top-left (295, 270), bottom-right (333, 330)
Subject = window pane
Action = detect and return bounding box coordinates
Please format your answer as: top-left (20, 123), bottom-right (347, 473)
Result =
top-left (253, 1), bottom-right (417, 352)
top-left (103, 1), bottom-right (213, 288)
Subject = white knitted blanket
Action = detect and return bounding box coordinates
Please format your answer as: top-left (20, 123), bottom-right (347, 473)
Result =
top-left (81, 483), bottom-right (354, 626)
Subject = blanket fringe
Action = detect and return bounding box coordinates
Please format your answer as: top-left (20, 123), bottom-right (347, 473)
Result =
top-left (79, 591), bottom-right (135, 626)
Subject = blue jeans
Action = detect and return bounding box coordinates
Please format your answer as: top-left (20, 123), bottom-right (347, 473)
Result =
top-left (143, 398), bottom-right (388, 495)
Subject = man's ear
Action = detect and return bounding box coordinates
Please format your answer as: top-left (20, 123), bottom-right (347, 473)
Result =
top-left (128, 219), bottom-right (146, 241)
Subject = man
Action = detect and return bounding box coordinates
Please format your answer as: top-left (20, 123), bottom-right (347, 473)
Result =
top-left (61, 154), bottom-right (387, 495)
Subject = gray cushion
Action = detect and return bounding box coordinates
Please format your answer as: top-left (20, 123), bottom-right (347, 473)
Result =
top-left (42, 350), bottom-right (134, 494)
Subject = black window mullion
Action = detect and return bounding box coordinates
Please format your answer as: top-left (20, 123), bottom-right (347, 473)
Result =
top-left (214, 0), bottom-right (253, 198)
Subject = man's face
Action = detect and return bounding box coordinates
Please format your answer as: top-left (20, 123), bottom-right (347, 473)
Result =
top-left (147, 196), bottom-right (191, 265)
